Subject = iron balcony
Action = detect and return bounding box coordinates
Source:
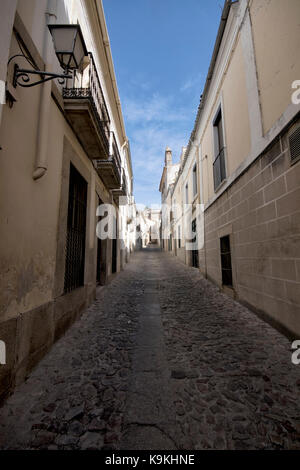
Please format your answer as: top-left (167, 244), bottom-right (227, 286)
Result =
top-left (93, 131), bottom-right (122, 190)
top-left (63, 53), bottom-right (122, 189)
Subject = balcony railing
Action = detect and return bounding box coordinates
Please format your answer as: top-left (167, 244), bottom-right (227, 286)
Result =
top-left (62, 54), bottom-right (124, 190)
top-left (93, 131), bottom-right (122, 190)
top-left (63, 53), bottom-right (110, 159)
top-left (213, 147), bottom-right (226, 190)
top-left (110, 131), bottom-right (121, 176)
top-left (111, 168), bottom-right (128, 202)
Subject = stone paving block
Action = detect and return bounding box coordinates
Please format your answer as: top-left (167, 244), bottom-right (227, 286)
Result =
top-left (0, 247), bottom-right (299, 450)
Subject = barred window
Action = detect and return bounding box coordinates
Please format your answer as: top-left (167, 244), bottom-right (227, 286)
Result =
top-left (64, 164), bottom-right (87, 293)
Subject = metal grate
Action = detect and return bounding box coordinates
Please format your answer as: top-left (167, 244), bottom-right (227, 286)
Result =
top-left (64, 164), bottom-right (87, 293)
top-left (168, 235), bottom-right (172, 252)
top-left (191, 218), bottom-right (199, 268)
top-left (220, 235), bottom-right (233, 287)
top-left (112, 216), bottom-right (117, 274)
top-left (289, 126), bottom-right (300, 164)
top-left (96, 194), bottom-right (102, 284)
top-left (63, 53), bottom-right (110, 157)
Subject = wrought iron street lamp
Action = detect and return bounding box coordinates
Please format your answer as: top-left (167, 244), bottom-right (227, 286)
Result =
top-left (48, 24), bottom-right (88, 71)
top-left (9, 24), bottom-right (88, 89)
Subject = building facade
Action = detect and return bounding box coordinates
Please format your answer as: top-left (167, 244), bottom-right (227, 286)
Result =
top-left (134, 208), bottom-right (160, 249)
top-left (0, 0), bottom-right (135, 401)
top-left (147, 208), bottom-right (161, 246)
top-left (160, 0), bottom-right (300, 338)
top-left (159, 147), bottom-right (180, 253)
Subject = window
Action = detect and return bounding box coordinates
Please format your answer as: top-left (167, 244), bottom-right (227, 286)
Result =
top-left (185, 183), bottom-right (189, 204)
top-left (168, 235), bottom-right (172, 251)
top-left (64, 164), bottom-right (87, 293)
top-left (193, 164), bottom-right (197, 197)
top-left (220, 235), bottom-right (233, 286)
top-left (178, 225), bottom-right (181, 249)
top-left (213, 108), bottom-right (226, 190)
top-left (112, 216), bottom-right (117, 273)
top-left (191, 218), bottom-right (198, 268)
top-left (96, 194), bottom-right (104, 284)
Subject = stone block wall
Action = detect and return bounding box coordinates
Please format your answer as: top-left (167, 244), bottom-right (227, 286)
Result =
top-left (0, 285), bottom-right (95, 404)
top-left (204, 116), bottom-right (300, 337)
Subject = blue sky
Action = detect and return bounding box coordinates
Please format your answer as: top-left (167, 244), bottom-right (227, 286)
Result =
top-left (103, 0), bottom-right (223, 207)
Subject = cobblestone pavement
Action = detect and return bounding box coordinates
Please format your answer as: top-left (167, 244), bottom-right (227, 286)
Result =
top-left (0, 247), bottom-right (300, 450)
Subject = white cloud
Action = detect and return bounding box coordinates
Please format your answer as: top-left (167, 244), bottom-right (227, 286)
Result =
top-left (124, 93), bottom-right (188, 124)
top-left (180, 73), bottom-right (202, 93)
top-left (125, 92), bottom-right (191, 206)
top-left (130, 122), bottom-right (188, 205)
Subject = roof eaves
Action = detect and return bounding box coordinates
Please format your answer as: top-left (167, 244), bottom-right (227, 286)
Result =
top-left (172, 0), bottom-right (232, 193)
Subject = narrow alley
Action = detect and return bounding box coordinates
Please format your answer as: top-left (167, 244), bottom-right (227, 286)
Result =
top-left (0, 248), bottom-right (299, 450)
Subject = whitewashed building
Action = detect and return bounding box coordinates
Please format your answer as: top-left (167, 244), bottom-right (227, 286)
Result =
top-left (0, 0), bottom-right (135, 401)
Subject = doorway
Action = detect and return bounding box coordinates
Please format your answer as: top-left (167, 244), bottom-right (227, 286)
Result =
top-left (96, 194), bottom-right (103, 284)
top-left (191, 218), bottom-right (199, 268)
top-left (64, 163), bottom-right (87, 293)
top-left (220, 235), bottom-right (233, 286)
top-left (112, 216), bottom-right (117, 274)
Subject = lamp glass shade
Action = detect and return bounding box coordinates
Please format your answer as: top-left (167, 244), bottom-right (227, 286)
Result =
top-left (48, 24), bottom-right (88, 70)
top-left (73, 33), bottom-right (86, 70)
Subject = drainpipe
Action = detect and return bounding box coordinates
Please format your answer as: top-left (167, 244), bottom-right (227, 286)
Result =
top-left (32, 0), bottom-right (57, 180)
top-left (121, 138), bottom-right (134, 195)
top-left (197, 143), bottom-right (207, 278)
top-left (120, 139), bottom-right (127, 167)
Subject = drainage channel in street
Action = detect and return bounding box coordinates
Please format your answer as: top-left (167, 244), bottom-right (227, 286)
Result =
top-left (121, 278), bottom-right (177, 450)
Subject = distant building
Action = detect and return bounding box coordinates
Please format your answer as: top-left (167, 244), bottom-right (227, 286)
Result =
top-left (148, 209), bottom-right (161, 246)
top-left (135, 208), bottom-right (161, 248)
top-left (159, 147), bottom-right (180, 252)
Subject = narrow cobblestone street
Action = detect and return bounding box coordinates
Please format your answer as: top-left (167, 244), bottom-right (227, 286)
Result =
top-left (0, 248), bottom-right (300, 450)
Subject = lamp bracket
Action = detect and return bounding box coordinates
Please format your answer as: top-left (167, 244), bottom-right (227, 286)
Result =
top-left (13, 64), bottom-right (72, 88)
top-left (8, 53), bottom-right (72, 89)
